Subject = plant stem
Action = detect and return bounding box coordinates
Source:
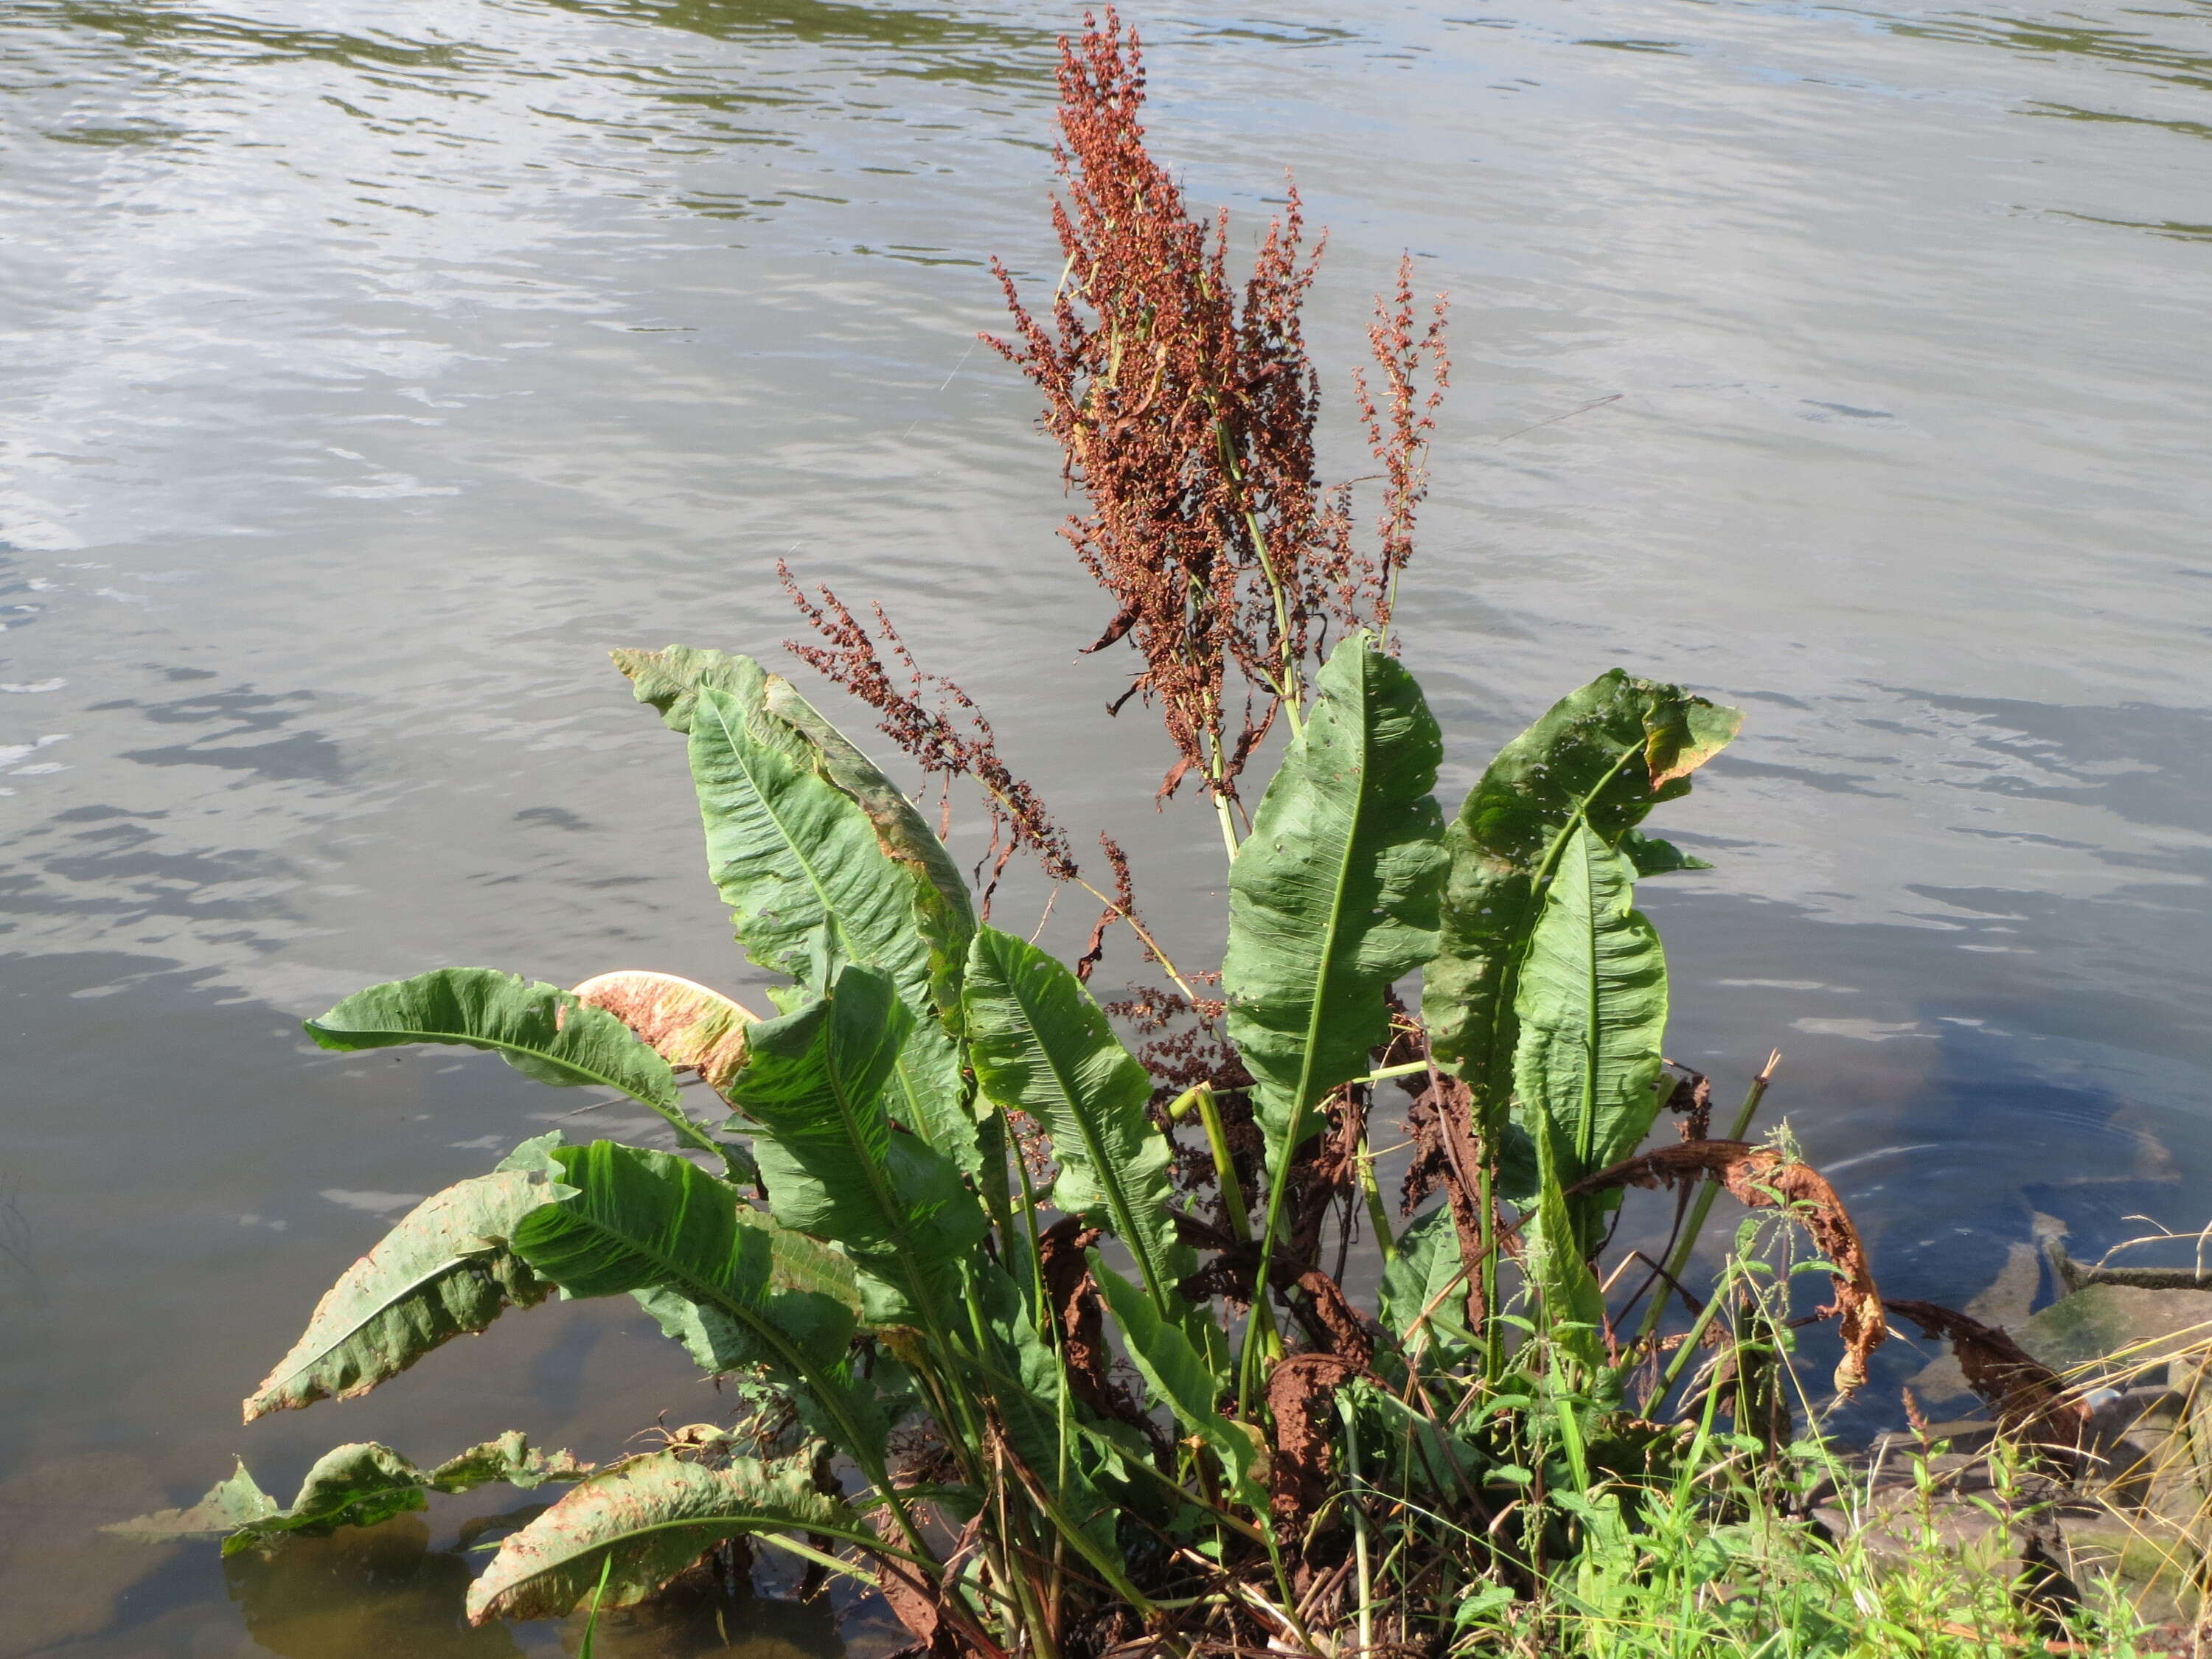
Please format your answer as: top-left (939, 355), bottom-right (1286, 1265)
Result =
top-left (1656, 1260), bottom-right (1738, 1398)
top-left (1069, 875), bottom-right (1204, 1006)
top-left (1357, 1131), bottom-right (1397, 1263)
top-left (1178, 1085), bottom-right (1252, 1241)
top-left (1213, 787), bottom-right (1242, 864)
top-left (1340, 1394), bottom-right (1377, 1659)
top-left (1180, 1083), bottom-right (1281, 1412)
top-left (1360, 1058), bottom-right (1428, 1085)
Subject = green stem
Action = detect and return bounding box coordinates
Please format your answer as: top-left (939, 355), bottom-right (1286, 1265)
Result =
top-left (1237, 1122), bottom-right (1304, 1412)
top-left (1206, 726), bottom-right (1242, 863)
top-left (1178, 1085), bottom-right (1252, 1242)
top-left (1357, 1133), bottom-right (1397, 1264)
top-left (1656, 1262), bottom-right (1737, 1398)
top-left (1360, 1059), bottom-right (1429, 1085)
top-left (1339, 1395), bottom-right (1377, 1658)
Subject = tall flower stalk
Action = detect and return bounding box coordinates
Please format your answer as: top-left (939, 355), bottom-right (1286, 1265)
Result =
top-left (988, 8), bottom-right (1448, 856)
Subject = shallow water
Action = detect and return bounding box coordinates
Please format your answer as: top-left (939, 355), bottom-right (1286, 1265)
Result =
top-left (1, 0), bottom-right (2208, 1649)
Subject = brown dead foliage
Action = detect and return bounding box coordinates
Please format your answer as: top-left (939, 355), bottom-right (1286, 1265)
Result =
top-left (872, 1523), bottom-right (959, 1659)
top-left (1401, 1074), bottom-right (1491, 1332)
top-left (1035, 1218), bottom-right (1152, 1437)
top-left (1169, 1214), bottom-right (1374, 1363)
top-left (1037, 1219), bottom-right (1111, 1400)
top-left (1887, 1298), bottom-right (2089, 1466)
top-left (1569, 1139), bottom-right (1889, 1398)
top-left (1265, 1352), bottom-right (1363, 1541)
top-left (568, 971), bottom-right (757, 1094)
top-left (1074, 832), bottom-right (1135, 983)
top-left (1293, 1270), bottom-right (1375, 1369)
top-left (1661, 1064), bottom-right (1713, 1141)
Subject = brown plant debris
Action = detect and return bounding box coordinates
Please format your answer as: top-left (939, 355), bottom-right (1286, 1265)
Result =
top-left (1887, 1298), bottom-right (2090, 1464)
top-left (1661, 1064), bottom-right (1713, 1142)
top-left (1293, 1270), bottom-right (1375, 1368)
top-left (987, 9), bottom-right (1444, 802)
top-left (1035, 1217), bottom-right (1152, 1434)
top-left (873, 1542), bottom-right (956, 1659)
top-left (1265, 1352), bottom-right (1363, 1540)
top-left (1569, 1140), bottom-right (1889, 1397)
top-left (1075, 832), bottom-right (1134, 984)
top-left (1401, 1074), bottom-right (1491, 1331)
top-left (568, 971), bottom-right (758, 1094)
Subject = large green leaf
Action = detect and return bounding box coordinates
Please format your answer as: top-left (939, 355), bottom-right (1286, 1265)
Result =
top-left (1222, 633), bottom-right (1447, 1153)
top-left (728, 967), bottom-right (984, 1329)
top-left (1421, 671), bottom-right (1738, 1137)
top-left (1523, 1119), bottom-right (1610, 1374)
top-left (1377, 1204), bottom-right (1475, 1361)
top-left (510, 1141), bottom-right (886, 1467)
top-left (613, 644), bottom-right (973, 1013)
top-left (465, 1450), bottom-right (858, 1623)
top-left (303, 970), bottom-right (720, 1157)
top-left (243, 1133), bottom-right (568, 1421)
top-left (512, 1142), bottom-right (857, 1374)
top-left (763, 671), bottom-right (975, 1021)
top-left (1510, 823), bottom-right (1669, 1194)
top-left (108, 1436), bottom-right (590, 1554)
top-left (1091, 1259), bottom-right (1264, 1511)
top-left (963, 926), bottom-right (1190, 1314)
top-left (688, 684), bottom-right (975, 1178)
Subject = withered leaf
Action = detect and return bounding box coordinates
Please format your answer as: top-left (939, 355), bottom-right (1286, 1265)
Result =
top-left (1888, 1298), bottom-right (2087, 1464)
top-left (1570, 1139), bottom-right (1888, 1397)
top-left (1264, 1352), bottom-right (1363, 1542)
top-left (569, 971), bottom-right (757, 1093)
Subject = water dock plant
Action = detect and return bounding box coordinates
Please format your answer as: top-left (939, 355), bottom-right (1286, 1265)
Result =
top-left (124, 11), bottom-right (2207, 1656)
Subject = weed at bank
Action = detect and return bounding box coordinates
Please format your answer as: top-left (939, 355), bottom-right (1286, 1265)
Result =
top-left (110, 10), bottom-right (2208, 1658)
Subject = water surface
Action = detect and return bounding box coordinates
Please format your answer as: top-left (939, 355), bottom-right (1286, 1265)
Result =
top-left (3, 0), bottom-right (2209, 1651)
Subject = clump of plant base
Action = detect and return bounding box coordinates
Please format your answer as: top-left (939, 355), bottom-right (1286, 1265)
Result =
top-left (125, 11), bottom-right (2207, 1657)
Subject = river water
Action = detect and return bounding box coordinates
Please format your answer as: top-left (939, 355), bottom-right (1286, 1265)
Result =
top-left (1, 0), bottom-right (2208, 1651)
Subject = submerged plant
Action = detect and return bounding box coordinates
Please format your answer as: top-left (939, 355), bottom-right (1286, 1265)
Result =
top-left (125, 12), bottom-right (2174, 1658)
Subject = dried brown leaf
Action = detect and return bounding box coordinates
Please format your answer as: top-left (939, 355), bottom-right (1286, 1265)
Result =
top-left (1888, 1298), bottom-right (2088, 1464)
top-left (568, 971), bottom-right (758, 1093)
top-left (1293, 1270), bottom-right (1374, 1368)
top-left (1663, 1065), bottom-right (1712, 1141)
top-left (1264, 1352), bottom-right (1361, 1540)
top-left (1570, 1139), bottom-right (1888, 1397)
top-left (1035, 1217), bottom-right (1153, 1435)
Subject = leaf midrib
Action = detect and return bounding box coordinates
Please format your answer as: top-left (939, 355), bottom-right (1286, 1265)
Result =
top-left (703, 695), bottom-right (944, 1145)
top-left (310, 1016), bottom-right (678, 1110)
top-left (1001, 945), bottom-right (1170, 1312)
top-left (484, 1509), bottom-right (878, 1610)
top-left (1473, 741), bottom-right (1644, 1116)
top-left (264, 1248), bottom-right (507, 1394)
top-left (542, 1157), bottom-right (882, 1470)
top-left (1287, 652), bottom-right (1376, 1138)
